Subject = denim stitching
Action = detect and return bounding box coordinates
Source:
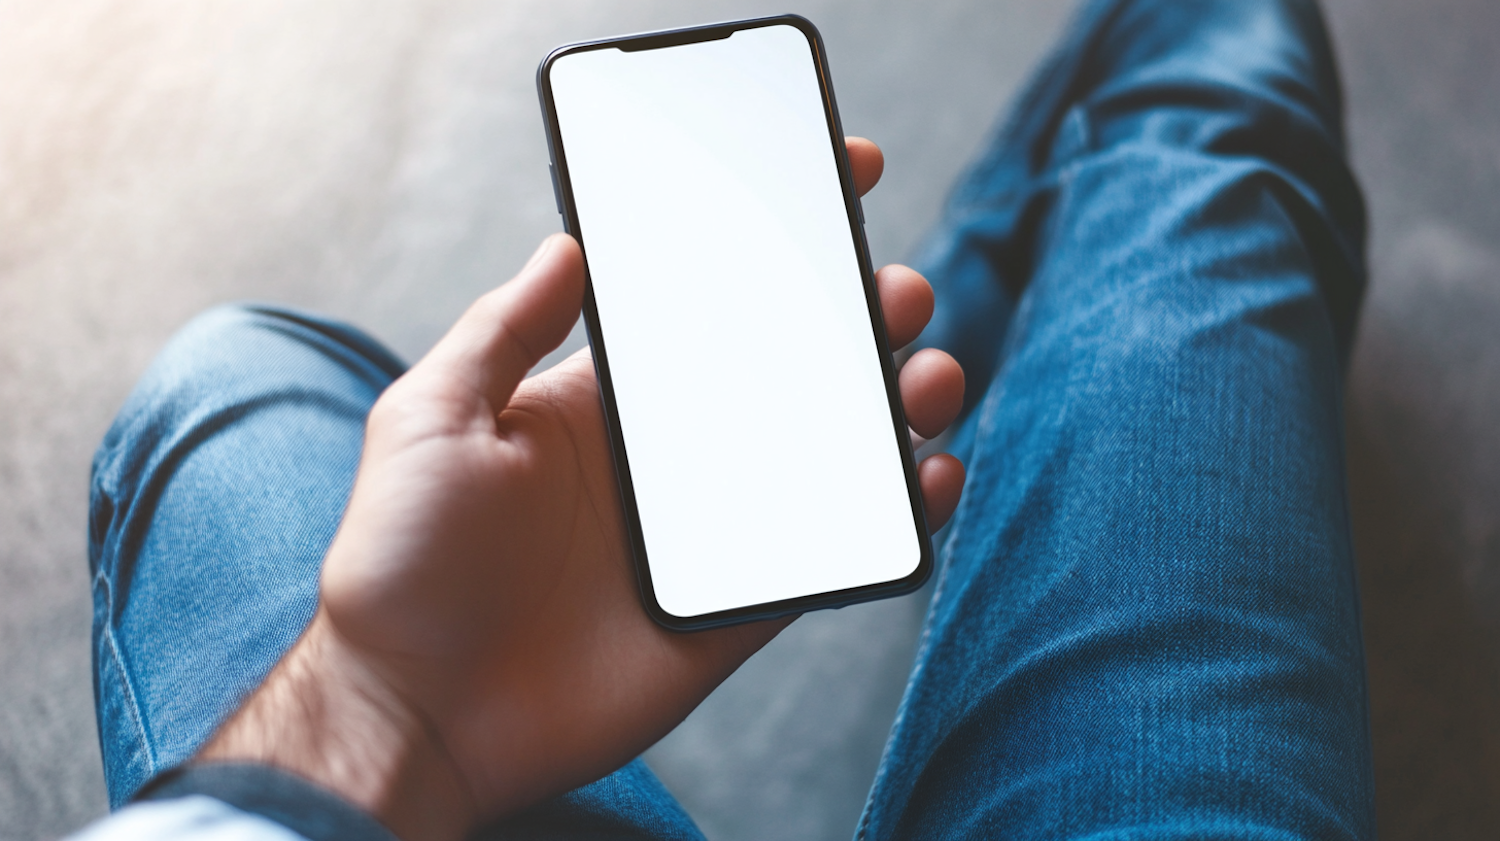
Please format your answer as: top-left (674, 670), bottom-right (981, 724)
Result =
top-left (94, 569), bottom-right (158, 801)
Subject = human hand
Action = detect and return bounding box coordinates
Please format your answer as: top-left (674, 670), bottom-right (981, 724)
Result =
top-left (198, 137), bottom-right (966, 841)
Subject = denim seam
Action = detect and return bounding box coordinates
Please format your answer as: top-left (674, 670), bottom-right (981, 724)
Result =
top-left (95, 569), bottom-right (158, 792)
top-left (1327, 370), bottom-right (1378, 822)
top-left (857, 343), bottom-right (1022, 841)
top-left (857, 555), bottom-right (948, 841)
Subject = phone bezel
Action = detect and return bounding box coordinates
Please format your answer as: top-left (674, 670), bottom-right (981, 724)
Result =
top-left (536, 15), bottom-right (933, 631)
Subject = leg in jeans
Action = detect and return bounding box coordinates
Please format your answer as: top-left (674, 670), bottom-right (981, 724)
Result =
top-left (861, 0), bottom-right (1373, 838)
top-left (88, 305), bottom-right (703, 840)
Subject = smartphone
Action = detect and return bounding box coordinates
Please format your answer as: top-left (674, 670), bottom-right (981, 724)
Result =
top-left (537, 15), bottom-right (932, 630)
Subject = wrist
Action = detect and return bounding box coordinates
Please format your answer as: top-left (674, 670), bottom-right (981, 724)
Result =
top-left (197, 612), bottom-right (476, 841)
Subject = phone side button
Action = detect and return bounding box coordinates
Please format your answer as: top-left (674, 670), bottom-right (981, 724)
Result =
top-left (549, 163), bottom-right (563, 215)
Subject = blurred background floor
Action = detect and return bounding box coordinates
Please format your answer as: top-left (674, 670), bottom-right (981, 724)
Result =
top-left (1, 0), bottom-right (1497, 839)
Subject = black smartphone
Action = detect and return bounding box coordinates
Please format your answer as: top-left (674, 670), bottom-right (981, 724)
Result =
top-left (537, 15), bottom-right (932, 630)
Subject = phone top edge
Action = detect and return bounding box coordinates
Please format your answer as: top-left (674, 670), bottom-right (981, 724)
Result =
top-left (536, 15), bottom-right (823, 163)
top-left (538, 14), bottom-right (820, 78)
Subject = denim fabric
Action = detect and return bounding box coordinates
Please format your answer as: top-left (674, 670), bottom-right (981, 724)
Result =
top-left (863, 0), bottom-right (1373, 838)
top-left (88, 307), bottom-right (700, 840)
top-left (89, 306), bottom-right (398, 804)
top-left (89, 0), bottom-right (1374, 838)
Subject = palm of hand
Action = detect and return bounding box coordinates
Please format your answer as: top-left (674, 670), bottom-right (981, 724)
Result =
top-left (303, 139), bottom-right (965, 827)
top-left (325, 333), bottom-right (775, 811)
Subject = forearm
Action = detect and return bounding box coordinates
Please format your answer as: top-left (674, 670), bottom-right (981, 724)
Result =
top-left (196, 613), bottom-right (476, 841)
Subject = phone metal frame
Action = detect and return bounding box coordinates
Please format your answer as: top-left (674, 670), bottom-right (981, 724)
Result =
top-left (536, 15), bottom-right (933, 631)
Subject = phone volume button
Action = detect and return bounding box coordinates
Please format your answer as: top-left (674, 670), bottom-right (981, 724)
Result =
top-left (549, 163), bottom-right (563, 215)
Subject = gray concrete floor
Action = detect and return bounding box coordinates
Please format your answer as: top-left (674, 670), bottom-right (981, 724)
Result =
top-left (1329, 0), bottom-right (1500, 835)
top-left (0, 0), bottom-right (1497, 839)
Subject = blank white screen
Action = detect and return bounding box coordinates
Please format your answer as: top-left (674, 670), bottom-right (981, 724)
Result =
top-left (549, 23), bottom-right (921, 619)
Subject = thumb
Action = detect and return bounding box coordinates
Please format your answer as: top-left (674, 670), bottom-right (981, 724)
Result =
top-left (420, 234), bottom-right (586, 412)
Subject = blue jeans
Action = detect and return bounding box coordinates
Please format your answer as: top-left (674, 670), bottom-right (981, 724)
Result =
top-left (89, 0), bottom-right (1375, 837)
